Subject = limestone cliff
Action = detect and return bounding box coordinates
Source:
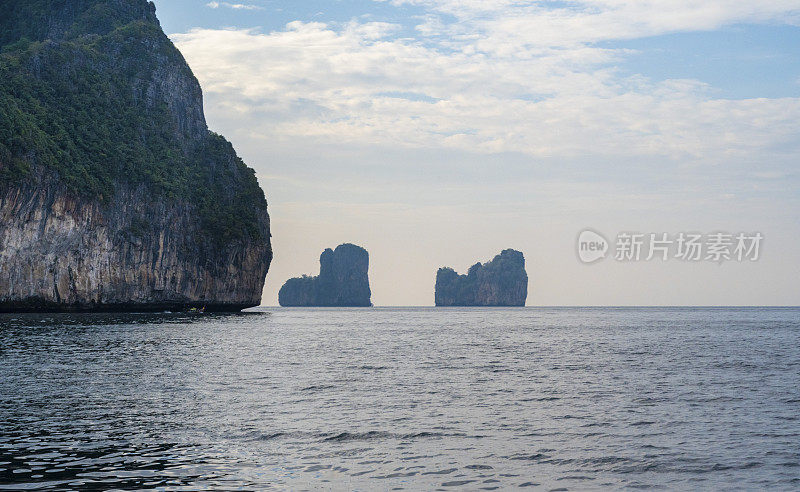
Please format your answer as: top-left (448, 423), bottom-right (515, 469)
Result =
top-left (279, 244), bottom-right (371, 307)
top-left (435, 250), bottom-right (528, 306)
top-left (0, 0), bottom-right (271, 311)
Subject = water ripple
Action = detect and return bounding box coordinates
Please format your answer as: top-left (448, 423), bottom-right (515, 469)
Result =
top-left (1, 307), bottom-right (799, 490)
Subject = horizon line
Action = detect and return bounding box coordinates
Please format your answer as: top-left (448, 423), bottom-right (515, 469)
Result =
top-left (257, 305), bottom-right (800, 309)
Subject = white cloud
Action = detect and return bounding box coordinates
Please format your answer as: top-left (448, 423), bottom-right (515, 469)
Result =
top-left (172, 15), bottom-right (800, 161)
top-left (206, 1), bottom-right (264, 10)
top-left (380, 0), bottom-right (800, 55)
top-left (383, 0), bottom-right (800, 30)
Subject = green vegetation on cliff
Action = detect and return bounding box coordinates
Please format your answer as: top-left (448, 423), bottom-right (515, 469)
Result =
top-left (0, 0), bottom-right (266, 244)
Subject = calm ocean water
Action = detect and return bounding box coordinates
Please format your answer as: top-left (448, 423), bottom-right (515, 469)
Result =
top-left (1, 307), bottom-right (798, 490)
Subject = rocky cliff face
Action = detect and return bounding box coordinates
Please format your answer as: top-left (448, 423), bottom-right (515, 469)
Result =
top-left (279, 244), bottom-right (371, 307)
top-left (0, 176), bottom-right (269, 311)
top-left (0, 0), bottom-right (271, 312)
top-left (435, 250), bottom-right (528, 306)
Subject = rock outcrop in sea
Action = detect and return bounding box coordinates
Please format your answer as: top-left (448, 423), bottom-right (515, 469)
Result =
top-left (435, 249), bottom-right (528, 306)
top-left (279, 244), bottom-right (371, 307)
top-left (0, 0), bottom-right (271, 312)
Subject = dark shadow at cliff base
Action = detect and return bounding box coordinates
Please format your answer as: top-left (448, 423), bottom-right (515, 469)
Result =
top-left (0, 299), bottom-right (258, 314)
top-left (0, 311), bottom-right (268, 329)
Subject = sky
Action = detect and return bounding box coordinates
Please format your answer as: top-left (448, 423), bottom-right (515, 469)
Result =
top-left (150, 0), bottom-right (800, 306)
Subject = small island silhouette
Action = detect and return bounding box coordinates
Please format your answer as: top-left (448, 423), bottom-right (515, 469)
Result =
top-left (435, 249), bottom-right (528, 306)
top-left (279, 244), bottom-right (372, 307)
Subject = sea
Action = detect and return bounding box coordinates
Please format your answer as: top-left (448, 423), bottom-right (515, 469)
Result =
top-left (1, 307), bottom-right (798, 490)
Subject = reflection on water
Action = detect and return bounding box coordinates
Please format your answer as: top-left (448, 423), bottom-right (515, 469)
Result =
top-left (1, 307), bottom-right (799, 490)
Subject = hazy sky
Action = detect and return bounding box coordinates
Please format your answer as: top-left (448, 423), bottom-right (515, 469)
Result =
top-left (151, 0), bottom-right (800, 306)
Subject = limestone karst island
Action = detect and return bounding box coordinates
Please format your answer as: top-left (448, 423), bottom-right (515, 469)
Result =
top-left (0, 0), bottom-right (271, 312)
top-left (279, 244), bottom-right (372, 307)
top-left (435, 249), bottom-right (528, 307)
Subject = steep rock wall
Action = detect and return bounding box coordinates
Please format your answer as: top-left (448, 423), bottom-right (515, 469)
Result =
top-left (0, 0), bottom-right (272, 311)
top-left (279, 244), bottom-right (371, 307)
top-left (0, 174), bottom-right (270, 311)
top-left (435, 249), bottom-right (528, 307)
